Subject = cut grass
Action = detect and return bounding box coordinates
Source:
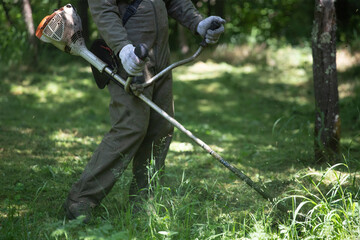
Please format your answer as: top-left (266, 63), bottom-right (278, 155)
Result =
top-left (0, 45), bottom-right (359, 239)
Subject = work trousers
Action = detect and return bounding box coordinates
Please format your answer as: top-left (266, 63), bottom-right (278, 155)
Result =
top-left (67, 0), bottom-right (174, 206)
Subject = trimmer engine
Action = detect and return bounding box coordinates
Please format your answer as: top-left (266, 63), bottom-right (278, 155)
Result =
top-left (36, 4), bottom-right (106, 71)
top-left (36, 4), bottom-right (84, 55)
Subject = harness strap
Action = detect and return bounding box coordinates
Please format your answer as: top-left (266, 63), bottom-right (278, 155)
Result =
top-left (122, 0), bottom-right (143, 26)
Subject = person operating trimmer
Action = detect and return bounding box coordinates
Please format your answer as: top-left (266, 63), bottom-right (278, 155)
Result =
top-left (64, 0), bottom-right (225, 222)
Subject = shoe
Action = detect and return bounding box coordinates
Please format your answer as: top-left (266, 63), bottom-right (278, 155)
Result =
top-left (64, 200), bottom-right (92, 224)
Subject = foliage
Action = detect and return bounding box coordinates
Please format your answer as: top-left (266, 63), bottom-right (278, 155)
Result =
top-left (336, 0), bottom-right (360, 50)
top-left (192, 0), bottom-right (360, 47)
top-left (0, 0), bottom-right (26, 65)
top-left (0, 0), bottom-right (60, 65)
top-left (219, 0), bottom-right (314, 45)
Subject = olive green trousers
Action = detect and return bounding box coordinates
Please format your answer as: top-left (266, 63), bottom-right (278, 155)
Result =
top-left (67, 0), bottom-right (174, 206)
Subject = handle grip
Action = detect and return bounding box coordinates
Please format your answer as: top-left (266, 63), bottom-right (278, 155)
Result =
top-left (200, 21), bottom-right (222, 47)
top-left (209, 21), bottom-right (221, 31)
top-left (134, 43), bottom-right (149, 61)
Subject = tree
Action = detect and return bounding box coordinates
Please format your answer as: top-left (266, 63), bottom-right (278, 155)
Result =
top-left (0, 0), bottom-right (13, 26)
top-left (312, 0), bottom-right (340, 163)
top-left (22, 0), bottom-right (38, 62)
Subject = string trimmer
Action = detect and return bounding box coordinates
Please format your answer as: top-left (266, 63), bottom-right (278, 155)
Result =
top-left (36, 4), bottom-right (288, 214)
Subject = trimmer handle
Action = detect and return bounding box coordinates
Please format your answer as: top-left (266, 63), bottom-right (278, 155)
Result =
top-left (200, 21), bottom-right (222, 47)
top-left (209, 21), bottom-right (222, 31)
top-left (134, 43), bottom-right (149, 61)
top-left (124, 43), bottom-right (149, 93)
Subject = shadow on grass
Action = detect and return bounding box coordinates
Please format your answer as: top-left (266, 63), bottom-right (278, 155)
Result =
top-left (338, 64), bottom-right (360, 82)
top-left (0, 58), bottom-right (111, 235)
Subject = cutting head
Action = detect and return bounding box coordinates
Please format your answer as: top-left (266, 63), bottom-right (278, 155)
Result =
top-left (36, 4), bottom-right (85, 56)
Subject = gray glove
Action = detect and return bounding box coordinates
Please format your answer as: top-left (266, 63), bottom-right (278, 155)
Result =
top-left (119, 44), bottom-right (145, 76)
top-left (197, 16), bottom-right (226, 44)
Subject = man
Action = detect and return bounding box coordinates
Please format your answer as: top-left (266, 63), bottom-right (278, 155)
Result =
top-left (64, 0), bottom-right (225, 222)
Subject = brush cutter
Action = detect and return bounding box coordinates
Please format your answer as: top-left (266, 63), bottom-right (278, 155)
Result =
top-left (36, 4), bottom-right (288, 214)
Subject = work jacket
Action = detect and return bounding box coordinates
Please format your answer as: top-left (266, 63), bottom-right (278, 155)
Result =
top-left (88, 0), bottom-right (203, 55)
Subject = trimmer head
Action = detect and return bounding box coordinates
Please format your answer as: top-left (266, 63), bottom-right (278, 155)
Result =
top-left (36, 4), bottom-right (107, 72)
top-left (36, 4), bottom-right (85, 56)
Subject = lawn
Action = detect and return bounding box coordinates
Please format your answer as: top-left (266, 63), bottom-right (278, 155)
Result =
top-left (0, 45), bottom-right (360, 239)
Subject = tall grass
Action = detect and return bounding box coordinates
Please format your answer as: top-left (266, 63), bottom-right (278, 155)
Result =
top-left (274, 162), bottom-right (360, 240)
top-left (45, 161), bottom-right (360, 240)
top-left (48, 158), bottom-right (247, 239)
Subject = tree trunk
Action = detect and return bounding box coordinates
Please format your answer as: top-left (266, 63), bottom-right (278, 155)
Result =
top-left (312, 0), bottom-right (340, 163)
top-left (0, 0), bottom-right (14, 26)
top-left (22, 0), bottom-right (38, 60)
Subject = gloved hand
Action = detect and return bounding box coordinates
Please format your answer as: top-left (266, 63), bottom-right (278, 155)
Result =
top-left (119, 44), bottom-right (146, 76)
top-left (197, 16), bottom-right (226, 44)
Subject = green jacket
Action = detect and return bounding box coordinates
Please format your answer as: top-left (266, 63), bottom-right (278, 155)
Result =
top-left (88, 0), bottom-right (203, 55)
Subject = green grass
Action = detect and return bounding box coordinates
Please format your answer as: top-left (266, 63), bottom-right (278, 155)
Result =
top-left (0, 45), bottom-right (360, 239)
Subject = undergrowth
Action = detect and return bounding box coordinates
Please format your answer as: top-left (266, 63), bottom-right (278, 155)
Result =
top-left (41, 162), bottom-right (360, 239)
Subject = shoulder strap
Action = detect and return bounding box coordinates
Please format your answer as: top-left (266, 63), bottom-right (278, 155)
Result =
top-left (122, 0), bottom-right (143, 26)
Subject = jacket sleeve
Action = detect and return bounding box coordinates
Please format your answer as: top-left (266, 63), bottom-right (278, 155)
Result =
top-left (88, 0), bottom-right (131, 54)
top-left (164, 0), bottom-right (204, 34)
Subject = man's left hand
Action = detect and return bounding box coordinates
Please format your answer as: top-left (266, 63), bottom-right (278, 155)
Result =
top-left (197, 16), bottom-right (226, 45)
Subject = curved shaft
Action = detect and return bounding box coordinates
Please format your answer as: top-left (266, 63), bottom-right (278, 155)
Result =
top-left (140, 46), bottom-right (204, 88)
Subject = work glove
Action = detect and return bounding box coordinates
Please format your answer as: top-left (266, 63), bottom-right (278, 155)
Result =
top-left (119, 44), bottom-right (146, 76)
top-left (197, 16), bottom-right (226, 44)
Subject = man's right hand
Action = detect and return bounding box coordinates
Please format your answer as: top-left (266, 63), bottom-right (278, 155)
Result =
top-left (119, 44), bottom-right (145, 76)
